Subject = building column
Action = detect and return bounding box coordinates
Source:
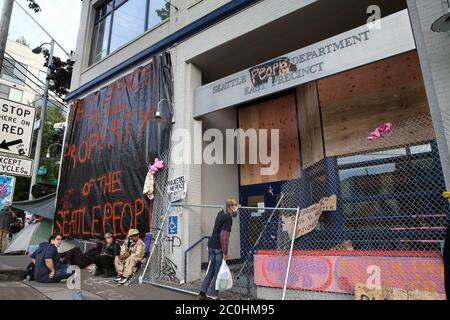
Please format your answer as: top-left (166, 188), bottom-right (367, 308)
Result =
top-left (407, 0), bottom-right (450, 190)
top-left (170, 56), bottom-right (203, 282)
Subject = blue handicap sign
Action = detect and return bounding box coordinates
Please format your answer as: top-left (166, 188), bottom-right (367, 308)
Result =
top-left (168, 216), bottom-right (178, 235)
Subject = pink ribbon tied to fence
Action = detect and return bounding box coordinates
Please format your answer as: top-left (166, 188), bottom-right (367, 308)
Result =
top-left (149, 158), bottom-right (164, 174)
top-left (367, 122), bottom-right (393, 141)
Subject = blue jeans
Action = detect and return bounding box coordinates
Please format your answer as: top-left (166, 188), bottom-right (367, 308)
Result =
top-left (54, 264), bottom-right (74, 282)
top-left (200, 248), bottom-right (223, 297)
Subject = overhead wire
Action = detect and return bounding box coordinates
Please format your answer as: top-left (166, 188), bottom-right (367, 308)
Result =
top-left (3, 51), bottom-right (68, 110)
top-left (1, 59), bottom-right (68, 114)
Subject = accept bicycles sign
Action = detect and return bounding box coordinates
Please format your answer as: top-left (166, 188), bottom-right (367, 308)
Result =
top-left (167, 176), bottom-right (187, 202)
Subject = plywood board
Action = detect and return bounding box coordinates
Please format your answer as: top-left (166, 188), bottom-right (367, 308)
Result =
top-left (321, 83), bottom-right (433, 156)
top-left (318, 51), bottom-right (434, 157)
top-left (297, 82), bottom-right (324, 168)
top-left (355, 283), bottom-right (408, 300)
top-left (239, 94), bottom-right (301, 185)
top-left (318, 51), bottom-right (423, 107)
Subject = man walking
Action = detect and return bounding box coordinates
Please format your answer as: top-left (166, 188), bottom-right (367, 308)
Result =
top-left (198, 198), bottom-right (240, 300)
top-left (0, 206), bottom-right (13, 253)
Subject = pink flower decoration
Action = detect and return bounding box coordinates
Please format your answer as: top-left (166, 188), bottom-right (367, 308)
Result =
top-left (150, 158), bottom-right (164, 174)
top-left (367, 123), bottom-right (393, 141)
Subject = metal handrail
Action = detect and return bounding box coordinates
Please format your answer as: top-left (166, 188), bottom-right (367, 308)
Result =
top-left (183, 236), bottom-right (210, 283)
top-left (171, 203), bottom-right (298, 211)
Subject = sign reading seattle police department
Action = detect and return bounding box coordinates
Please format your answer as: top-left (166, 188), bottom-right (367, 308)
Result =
top-left (194, 9), bottom-right (416, 117)
top-left (0, 98), bottom-right (37, 157)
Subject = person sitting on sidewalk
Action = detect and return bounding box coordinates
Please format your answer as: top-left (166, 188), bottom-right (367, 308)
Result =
top-left (94, 232), bottom-right (120, 278)
top-left (60, 246), bottom-right (94, 269)
top-left (30, 234), bottom-right (74, 283)
top-left (114, 229), bottom-right (145, 284)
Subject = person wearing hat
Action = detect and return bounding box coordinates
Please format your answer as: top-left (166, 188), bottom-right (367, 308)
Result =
top-left (94, 232), bottom-right (120, 278)
top-left (114, 229), bottom-right (145, 284)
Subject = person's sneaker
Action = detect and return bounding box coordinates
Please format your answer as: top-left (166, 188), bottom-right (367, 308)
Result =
top-left (197, 292), bottom-right (208, 300)
top-left (118, 277), bottom-right (128, 285)
top-left (211, 296), bottom-right (220, 300)
top-left (113, 276), bottom-right (123, 282)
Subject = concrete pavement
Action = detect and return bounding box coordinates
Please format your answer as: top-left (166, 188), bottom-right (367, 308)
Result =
top-left (0, 255), bottom-right (196, 300)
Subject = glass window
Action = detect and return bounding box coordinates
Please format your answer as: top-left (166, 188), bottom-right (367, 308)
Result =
top-left (90, 15), bottom-right (112, 65)
top-left (89, 0), bottom-right (170, 65)
top-left (1, 57), bottom-right (28, 85)
top-left (148, 0), bottom-right (169, 28)
top-left (8, 87), bottom-right (23, 102)
top-left (109, 0), bottom-right (146, 53)
top-left (0, 84), bottom-right (10, 99)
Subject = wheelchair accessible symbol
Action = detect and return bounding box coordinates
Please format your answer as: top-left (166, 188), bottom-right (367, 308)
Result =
top-left (168, 216), bottom-right (178, 235)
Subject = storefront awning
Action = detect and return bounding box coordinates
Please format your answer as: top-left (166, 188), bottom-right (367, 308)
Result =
top-left (12, 193), bottom-right (56, 221)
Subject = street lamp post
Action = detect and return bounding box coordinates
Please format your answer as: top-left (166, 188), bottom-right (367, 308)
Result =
top-left (29, 40), bottom-right (55, 200)
top-left (45, 143), bottom-right (63, 160)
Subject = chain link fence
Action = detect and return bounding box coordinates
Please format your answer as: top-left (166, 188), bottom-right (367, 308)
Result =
top-left (275, 112), bottom-right (448, 299)
top-left (130, 112), bottom-right (448, 300)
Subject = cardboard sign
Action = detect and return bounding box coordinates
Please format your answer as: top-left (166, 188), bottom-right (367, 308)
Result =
top-left (0, 175), bottom-right (16, 208)
top-left (0, 98), bottom-right (37, 156)
top-left (167, 176), bottom-right (187, 202)
top-left (355, 283), bottom-right (446, 300)
top-left (284, 195), bottom-right (337, 239)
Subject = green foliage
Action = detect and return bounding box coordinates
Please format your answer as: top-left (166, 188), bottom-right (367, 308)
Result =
top-left (156, 2), bottom-right (170, 20)
top-left (43, 51), bottom-right (74, 97)
top-left (26, 0), bottom-right (41, 13)
top-left (13, 106), bottom-right (65, 201)
top-left (15, 36), bottom-right (30, 47)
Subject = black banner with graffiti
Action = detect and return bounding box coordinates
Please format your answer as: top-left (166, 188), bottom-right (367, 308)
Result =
top-left (54, 53), bottom-right (173, 240)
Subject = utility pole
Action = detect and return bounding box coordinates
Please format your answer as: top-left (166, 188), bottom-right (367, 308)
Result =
top-left (0, 0), bottom-right (14, 73)
top-left (29, 40), bottom-right (55, 200)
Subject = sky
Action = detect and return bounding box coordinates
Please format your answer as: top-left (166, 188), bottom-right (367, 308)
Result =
top-left (0, 0), bottom-right (82, 59)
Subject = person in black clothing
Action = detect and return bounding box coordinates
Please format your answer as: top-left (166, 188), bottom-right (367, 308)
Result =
top-left (198, 198), bottom-right (240, 300)
top-left (94, 232), bottom-right (120, 277)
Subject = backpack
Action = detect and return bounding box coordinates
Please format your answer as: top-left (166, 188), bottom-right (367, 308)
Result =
top-left (23, 262), bottom-right (35, 281)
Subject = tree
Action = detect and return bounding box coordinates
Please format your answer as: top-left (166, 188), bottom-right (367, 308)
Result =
top-left (13, 105), bottom-right (65, 201)
top-left (156, 2), bottom-right (170, 21)
top-left (16, 36), bottom-right (30, 47)
top-left (26, 0), bottom-right (41, 13)
top-left (42, 50), bottom-right (74, 97)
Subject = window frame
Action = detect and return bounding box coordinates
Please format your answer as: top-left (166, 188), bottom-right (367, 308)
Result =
top-left (89, 0), bottom-right (168, 65)
top-left (0, 83), bottom-right (24, 102)
top-left (1, 57), bottom-right (28, 86)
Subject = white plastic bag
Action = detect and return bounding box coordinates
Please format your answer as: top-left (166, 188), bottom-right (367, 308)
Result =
top-left (215, 259), bottom-right (233, 290)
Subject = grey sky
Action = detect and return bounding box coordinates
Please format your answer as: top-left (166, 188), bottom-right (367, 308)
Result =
top-left (0, 0), bottom-right (82, 58)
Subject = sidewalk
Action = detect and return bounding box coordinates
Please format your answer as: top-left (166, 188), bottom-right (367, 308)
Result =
top-left (0, 255), bottom-right (196, 300)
